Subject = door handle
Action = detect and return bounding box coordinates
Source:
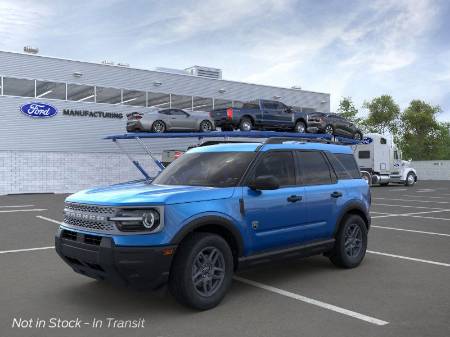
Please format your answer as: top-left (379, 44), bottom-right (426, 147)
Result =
top-left (287, 195), bottom-right (302, 203)
top-left (331, 191), bottom-right (343, 198)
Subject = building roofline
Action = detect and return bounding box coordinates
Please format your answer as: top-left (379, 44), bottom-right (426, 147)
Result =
top-left (0, 50), bottom-right (330, 96)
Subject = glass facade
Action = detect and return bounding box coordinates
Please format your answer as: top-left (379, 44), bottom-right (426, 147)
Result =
top-left (0, 75), bottom-right (316, 112)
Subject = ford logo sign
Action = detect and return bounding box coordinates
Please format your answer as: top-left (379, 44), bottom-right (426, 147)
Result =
top-left (362, 137), bottom-right (373, 144)
top-left (20, 102), bottom-right (58, 118)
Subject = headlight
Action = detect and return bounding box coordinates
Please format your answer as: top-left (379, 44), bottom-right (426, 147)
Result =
top-left (110, 208), bottom-right (162, 233)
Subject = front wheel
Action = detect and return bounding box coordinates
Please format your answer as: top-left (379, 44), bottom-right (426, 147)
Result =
top-left (405, 172), bottom-right (416, 186)
top-left (169, 233), bottom-right (234, 310)
top-left (329, 214), bottom-right (367, 268)
top-left (294, 121), bottom-right (306, 133)
top-left (325, 124), bottom-right (334, 135)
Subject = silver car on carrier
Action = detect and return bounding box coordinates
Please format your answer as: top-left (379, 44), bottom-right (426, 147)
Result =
top-left (126, 108), bottom-right (215, 133)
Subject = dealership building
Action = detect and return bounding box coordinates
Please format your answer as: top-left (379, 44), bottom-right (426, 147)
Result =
top-left (0, 50), bottom-right (330, 194)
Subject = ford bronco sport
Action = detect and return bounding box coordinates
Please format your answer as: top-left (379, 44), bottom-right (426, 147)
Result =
top-left (55, 139), bottom-right (370, 310)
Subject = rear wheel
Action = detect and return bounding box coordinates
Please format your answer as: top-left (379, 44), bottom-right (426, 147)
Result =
top-left (199, 120), bottom-right (213, 132)
top-left (329, 214), bottom-right (367, 268)
top-left (152, 120), bottom-right (166, 133)
top-left (405, 172), bottom-right (416, 186)
top-left (169, 233), bottom-right (234, 310)
top-left (353, 131), bottom-right (363, 140)
top-left (294, 120), bottom-right (306, 133)
top-left (239, 118), bottom-right (253, 131)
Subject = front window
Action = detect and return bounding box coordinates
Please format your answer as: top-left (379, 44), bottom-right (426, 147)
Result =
top-left (152, 152), bottom-right (256, 187)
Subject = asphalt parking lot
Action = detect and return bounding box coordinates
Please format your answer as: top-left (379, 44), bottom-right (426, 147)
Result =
top-left (1, 181), bottom-right (449, 337)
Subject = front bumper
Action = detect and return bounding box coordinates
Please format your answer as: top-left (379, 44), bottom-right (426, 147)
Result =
top-left (55, 228), bottom-right (176, 290)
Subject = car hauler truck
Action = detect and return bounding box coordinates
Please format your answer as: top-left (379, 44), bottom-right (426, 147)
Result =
top-left (355, 133), bottom-right (417, 186)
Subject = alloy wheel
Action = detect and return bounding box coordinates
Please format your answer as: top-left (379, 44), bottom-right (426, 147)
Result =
top-left (192, 247), bottom-right (226, 297)
top-left (344, 224), bottom-right (362, 258)
top-left (200, 121), bottom-right (212, 132)
top-left (325, 125), bottom-right (334, 135)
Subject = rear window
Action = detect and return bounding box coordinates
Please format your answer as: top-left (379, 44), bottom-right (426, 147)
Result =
top-left (328, 153), bottom-right (361, 179)
top-left (296, 151), bottom-right (332, 185)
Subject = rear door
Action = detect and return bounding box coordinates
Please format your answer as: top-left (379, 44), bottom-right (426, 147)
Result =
top-left (295, 151), bottom-right (342, 240)
top-left (242, 151), bottom-right (308, 252)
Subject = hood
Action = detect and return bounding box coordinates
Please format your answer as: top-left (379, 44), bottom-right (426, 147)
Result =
top-left (66, 181), bottom-right (235, 206)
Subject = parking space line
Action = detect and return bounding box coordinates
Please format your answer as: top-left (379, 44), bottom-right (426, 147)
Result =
top-left (36, 215), bottom-right (61, 225)
top-left (0, 209), bottom-right (47, 213)
top-left (367, 251), bottom-right (450, 267)
top-left (407, 215), bottom-right (450, 221)
top-left (401, 195), bottom-right (448, 199)
top-left (374, 197), bottom-right (450, 204)
top-left (372, 203), bottom-right (445, 210)
top-left (0, 246), bottom-right (54, 254)
top-left (372, 209), bottom-right (450, 219)
top-left (0, 204), bottom-right (35, 208)
top-left (371, 225), bottom-right (450, 237)
top-left (234, 276), bottom-right (389, 326)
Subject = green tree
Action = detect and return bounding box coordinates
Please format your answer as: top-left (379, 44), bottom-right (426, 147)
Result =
top-left (399, 100), bottom-right (450, 160)
top-left (362, 95), bottom-right (401, 135)
top-left (337, 97), bottom-right (360, 124)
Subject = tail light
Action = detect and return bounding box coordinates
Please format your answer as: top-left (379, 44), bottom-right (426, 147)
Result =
top-left (174, 151), bottom-right (183, 159)
top-left (226, 108), bottom-right (233, 119)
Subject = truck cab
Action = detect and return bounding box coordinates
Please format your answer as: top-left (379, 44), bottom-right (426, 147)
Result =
top-left (355, 133), bottom-right (417, 186)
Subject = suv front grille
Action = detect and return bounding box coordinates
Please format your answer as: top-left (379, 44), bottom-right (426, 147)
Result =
top-left (63, 202), bottom-right (117, 233)
top-left (63, 215), bottom-right (115, 232)
top-left (65, 203), bottom-right (115, 214)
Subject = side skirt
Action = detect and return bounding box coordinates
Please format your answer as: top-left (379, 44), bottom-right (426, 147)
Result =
top-left (237, 239), bottom-right (335, 269)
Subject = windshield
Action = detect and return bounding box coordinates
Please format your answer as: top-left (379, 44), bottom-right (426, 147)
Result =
top-left (153, 152), bottom-right (256, 187)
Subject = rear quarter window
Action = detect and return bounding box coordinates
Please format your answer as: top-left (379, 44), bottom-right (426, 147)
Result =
top-left (328, 153), bottom-right (361, 179)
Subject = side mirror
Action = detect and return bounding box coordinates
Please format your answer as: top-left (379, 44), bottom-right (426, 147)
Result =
top-left (248, 175), bottom-right (280, 190)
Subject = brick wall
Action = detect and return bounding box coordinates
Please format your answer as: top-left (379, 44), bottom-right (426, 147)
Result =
top-left (0, 151), bottom-right (160, 194)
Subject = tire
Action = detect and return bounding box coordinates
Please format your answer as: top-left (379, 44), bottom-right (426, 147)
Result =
top-left (405, 172), bottom-right (416, 186)
top-left (325, 124), bottom-right (334, 135)
top-left (329, 214), bottom-right (367, 268)
top-left (380, 182), bottom-right (389, 186)
top-left (353, 131), bottom-right (363, 140)
top-left (294, 120), bottom-right (306, 133)
top-left (239, 118), bottom-right (253, 132)
top-left (169, 233), bottom-right (234, 310)
top-left (199, 120), bottom-right (213, 132)
top-left (152, 120), bottom-right (166, 133)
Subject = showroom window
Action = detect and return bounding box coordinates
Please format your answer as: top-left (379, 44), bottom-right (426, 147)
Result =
top-left (213, 99), bottom-right (232, 110)
top-left (122, 89), bottom-right (146, 107)
top-left (193, 96), bottom-right (213, 112)
top-left (171, 94), bottom-right (193, 110)
top-left (147, 92), bottom-right (170, 108)
top-left (36, 80), bottom-right (66, 100)
top-left (96, 86), bottom-right (122, 104)
top-left (67, 84), bottom-right (95, 102)
top-left (3, 77), bottom-right (35, 97)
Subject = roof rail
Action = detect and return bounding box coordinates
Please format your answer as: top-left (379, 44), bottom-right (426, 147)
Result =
top-left (263, 137), bottom-right (333, 145)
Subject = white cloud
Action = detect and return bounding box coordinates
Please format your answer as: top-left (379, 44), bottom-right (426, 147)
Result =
top-left (0, 1), bottom-right (52, 49)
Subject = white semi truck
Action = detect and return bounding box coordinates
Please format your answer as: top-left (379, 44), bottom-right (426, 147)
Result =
top-left (354, 133), bottom-right (417, 186)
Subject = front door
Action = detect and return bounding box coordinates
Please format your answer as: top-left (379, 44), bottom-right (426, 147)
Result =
top-left (261, 101), bottom-right (292, 128)
top-left (243, 151), bottom-right (308, 253)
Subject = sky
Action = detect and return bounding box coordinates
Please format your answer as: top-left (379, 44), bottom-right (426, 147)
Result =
top-left (1, 0), bottom-right (449, 121)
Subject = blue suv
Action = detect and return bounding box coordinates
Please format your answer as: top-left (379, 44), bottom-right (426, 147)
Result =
top-left (55, 139), bottom-right (371, 310)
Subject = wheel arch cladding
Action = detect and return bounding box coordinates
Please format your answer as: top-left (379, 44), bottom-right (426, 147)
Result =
top-left (170, 216), bottom-right (244, 268)
top-left (335, 202), bottom-right (370, 234)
